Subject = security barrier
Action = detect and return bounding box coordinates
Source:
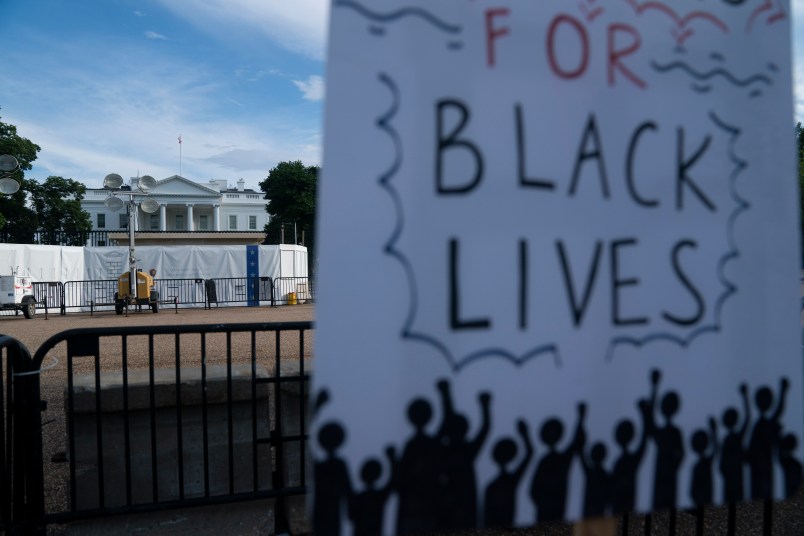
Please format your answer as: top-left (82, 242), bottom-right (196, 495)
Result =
top-left (26, 277), bottom-right (305, 314)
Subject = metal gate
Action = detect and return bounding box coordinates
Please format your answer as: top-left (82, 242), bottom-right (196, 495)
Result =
top-left (1, 322), bottom-right (312, 534)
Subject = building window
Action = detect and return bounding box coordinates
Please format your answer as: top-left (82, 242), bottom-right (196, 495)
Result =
top-left (248, 215), bottom-right (257, 230)
top-left (175, 214), bottom-right (185, 230)
top-left (119, 214), bottom-right (128, 228)
top-left (150, 215), bottom-right (159, 230)
top-left (97, 214), bottom-right (105, 229)
top-left (199, 215), bottom-right (208, 230)
top-left (228, 215), bottom-right (237, 230)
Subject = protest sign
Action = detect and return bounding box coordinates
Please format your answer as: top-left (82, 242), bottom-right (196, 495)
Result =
top-left (313, 1), bottom-right (803, 533)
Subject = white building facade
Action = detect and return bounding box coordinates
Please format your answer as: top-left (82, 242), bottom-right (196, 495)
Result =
top-left (81, 176), bottom-right (269, 246)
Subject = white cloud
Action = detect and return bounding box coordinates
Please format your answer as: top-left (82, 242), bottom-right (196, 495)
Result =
top-left (5, 42), bottom-right (320, 190)
top-left (153, 0), bottom-right (329, 59)
top-left (293, 75), bottom-right (325, 101)
top-left (134, 10), bottom-right (146, 17)
top-left (145, 31), bottom-right (167, 40)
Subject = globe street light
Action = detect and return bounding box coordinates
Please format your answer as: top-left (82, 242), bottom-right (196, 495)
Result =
top-left (0, 154), bottom-right (21, 195)
top-left (103, 173), bottom-right (159, 300)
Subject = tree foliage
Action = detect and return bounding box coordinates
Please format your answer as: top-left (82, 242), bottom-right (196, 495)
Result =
top-left (31, 176), bottom-right (93, 246)
top-left (259, 160), bottom-right (318, 255)
top-left (0, 113), bottom-right (41, 236)
top-left (0, 114), bottom-right (92, 245)
top-left (0, 113), bottom-right (40, 172)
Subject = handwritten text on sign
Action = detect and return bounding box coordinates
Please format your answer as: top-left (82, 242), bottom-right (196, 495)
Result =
top-left (332, 1), bottom-right (771, 369)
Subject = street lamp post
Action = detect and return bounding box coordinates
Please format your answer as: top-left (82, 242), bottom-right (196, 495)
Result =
top-left (103, 173), bottom-right (159, 299)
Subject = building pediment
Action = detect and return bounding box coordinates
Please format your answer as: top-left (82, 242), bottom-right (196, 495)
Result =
top-left (151, 176), bottom-right (222, 197)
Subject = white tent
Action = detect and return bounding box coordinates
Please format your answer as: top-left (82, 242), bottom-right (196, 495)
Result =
top-left (0, 244), bottom-right (307, 282)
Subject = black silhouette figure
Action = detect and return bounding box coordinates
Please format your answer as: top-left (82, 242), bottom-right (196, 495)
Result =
top-left (484, 419), bottom-right (534, 528)
top-left (719, 383), bottom-right (750, 502)
top-left (436, 380), bottom-right (492, 530)
top-left (348, 447), bottom-right (396, 536)
top-left (529, 403), bottom-right (587, 523)
top-left (645, 369), bottom-right (684, 510)
top-left (393, 397), bottom-right (443, 535)
top-left (779, 433), bottom-right (802, 498)
top-left (690, 417), bottom-right (719, 508)
top-left (580, 440), bottom-right (611, 518)
top-left (313, 422), bottom-right (353, 536)
top-left (610, 394), bottom-right (652, 514)
top-left (748, 378), bottom-right (789, 500)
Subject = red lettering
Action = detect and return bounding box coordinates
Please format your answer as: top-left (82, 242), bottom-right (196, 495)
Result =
top-left (485, 8), bottom-right (511, 68)
top-left (607, 23), bottom-right (646, 88)
top-left (547, 14), bottom-right (589, 79)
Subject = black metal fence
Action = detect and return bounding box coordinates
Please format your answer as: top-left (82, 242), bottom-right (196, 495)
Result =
top-left (2, 322), bottom-right (312, 533)
top-left (19, 277), bottom-right (316, 315)
top-left (0, 336), bottom-right (46, 535)
top-left (274, 277), bottom-right (315, 306)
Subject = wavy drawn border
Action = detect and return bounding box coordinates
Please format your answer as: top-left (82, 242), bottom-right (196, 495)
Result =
top-left (377, 74), bottom-right (746, 370)
top-left (605, 111), bottom-right (749, 361)
top-left (334, 0), bottom-right (462, 34)
top-left (651, 60), bottom-right (773, 90)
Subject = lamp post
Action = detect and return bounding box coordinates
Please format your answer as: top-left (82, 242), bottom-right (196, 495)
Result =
top-left (0, 155), bottom-right (21, 195)
top-left (103, 173), bottom-right (159, 299)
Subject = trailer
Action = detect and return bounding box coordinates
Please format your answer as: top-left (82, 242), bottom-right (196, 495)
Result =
top-left (0, 275), bottom-right (36, 318)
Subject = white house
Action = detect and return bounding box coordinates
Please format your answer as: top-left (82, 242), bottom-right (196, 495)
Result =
top-left (81, 175), bottom-right (269, 246)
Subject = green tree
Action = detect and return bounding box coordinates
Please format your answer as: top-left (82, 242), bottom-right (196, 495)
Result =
top-left (259, 160), bottom-right (318, 256)
top-left (30, 176), bottom-right (93, 246)
top-left (0, 113), bottom-right (41, 240)
top-left (0, 178), bottom-right (38, 243)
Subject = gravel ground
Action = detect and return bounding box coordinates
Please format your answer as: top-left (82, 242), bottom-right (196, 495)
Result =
top-left (2, 303), bottom-right (802, 535)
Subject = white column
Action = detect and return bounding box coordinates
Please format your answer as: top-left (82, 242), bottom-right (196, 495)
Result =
top-left (186, 204), bottom-right (194, 231)
top-left (160, 204), bottom-right (167, 231)
top-left (213, 204), bottom-right (220, 231)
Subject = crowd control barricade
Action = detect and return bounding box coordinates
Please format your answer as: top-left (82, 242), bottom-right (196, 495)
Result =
top-left (28, 321), bottom-right (312, 532)
top-left (151, 278), bottom-right (207, 309)
top-left (205, 277), bottom-right (273, 308)
top-left (32, 281), bottom-right (65, 318)
top-left (63, 280), bottom-right (119, 315)
top-left (0, 336), bottom-right (46, 535)
top-left (273, 277), bottom-right (314, 306)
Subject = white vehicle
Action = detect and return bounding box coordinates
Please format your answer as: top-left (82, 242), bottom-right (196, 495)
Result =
top-left (0, 275), bottom-right (36, 318)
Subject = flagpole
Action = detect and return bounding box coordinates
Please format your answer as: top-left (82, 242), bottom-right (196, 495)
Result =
top-left (178, 135), bottom-right (182, 176)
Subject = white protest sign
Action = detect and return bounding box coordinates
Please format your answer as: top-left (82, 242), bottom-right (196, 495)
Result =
top-left (313, 1), bottom-right (803, 533)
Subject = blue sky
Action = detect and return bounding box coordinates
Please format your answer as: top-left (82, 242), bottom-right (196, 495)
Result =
top-left (2, 0), bottom-right (804, 191)
top-left (0, 0), bottom-right (327, 190)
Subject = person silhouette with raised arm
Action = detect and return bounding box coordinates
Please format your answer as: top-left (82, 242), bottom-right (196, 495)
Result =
top-left (748, 378), bottom-right (789, 500)
top-left (484, 419), bottom-right (534, 528)
top-left (529, 402), bottom-right (587, 523)
top-left (436, 379), bottom-right (492, 530)
top-left (348, 447), bottom-right (396, 536)
top-left (611, 392), bottom-right (652, 514)
top-left (645, 369), bottom-right (684, 510)
top-left (313, 422), bottom-right (353, 536)
top-left (580, 440), bottom-right (612, 518)
top-left (719, 383), bottom-right (750, 502)
top-left (690, 417), bottom-right (719, 508)
top-left (393, 396), bottom-right (442, 534)
top-left (313, 388), bottom-right (331, 417)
